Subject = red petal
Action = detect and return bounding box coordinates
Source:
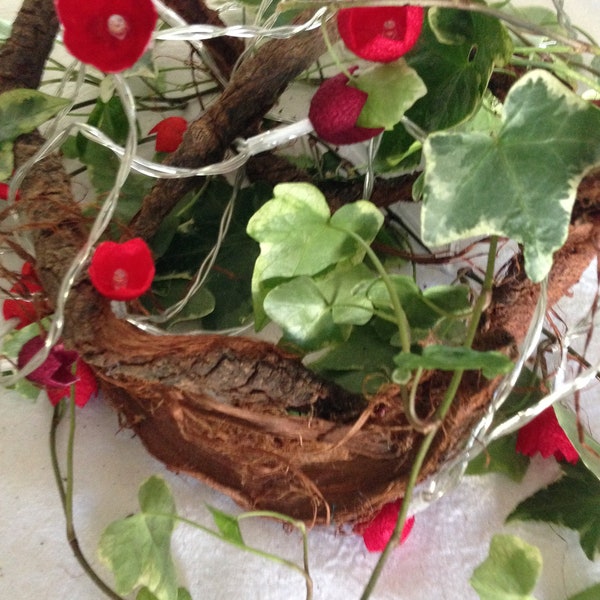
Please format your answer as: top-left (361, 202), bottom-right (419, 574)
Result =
top-left (149, 116), bottom-right (188, 152)
top-left (2, 264), bottom-right (45, 328)
top-left (46, 359), bottom-right (98, 407)
top-left (54, 0), bottom-right (158, 73)
top-left (355, 499), bottom-right (415, 552)
top-left (308, 70), bottom-right (384, 145)
top-left (516, 406), bottom-right (579, 464)
top-left (17, 336), bottom-right (78, 388)
top-left (88, 237), bottom-right (155, 301)
top-left (337, 6), bottom-right (424, 63)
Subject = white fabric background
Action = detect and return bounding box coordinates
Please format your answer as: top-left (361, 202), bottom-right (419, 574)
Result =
top-left (2, 1), bottom-right (600, 599)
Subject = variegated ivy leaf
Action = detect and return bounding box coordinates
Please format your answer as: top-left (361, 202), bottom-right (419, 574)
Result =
top-left (422, 69), bottom-right (600, 282)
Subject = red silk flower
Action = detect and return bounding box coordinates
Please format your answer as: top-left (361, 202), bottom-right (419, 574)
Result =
top-left (2, 262), bottom-right (46, 329)
top-left (18, 335), bottom-right (97, 407)
top-left (354, 499), bottom-right (415, 552)
top-left (149, 116), bottom-right (188, 153)
top-left (308, 69), bottom-right (384, 145)
top-left (88, 238), bottom-right (155, 301)
top-left (47, 358), bottom-right (98, 407)
top-left (516, 406), bottom-right (579, 464)
top-left (337, 6), bottom-right (424, 63)
top-left (54, 0), bottom-right (158, 73)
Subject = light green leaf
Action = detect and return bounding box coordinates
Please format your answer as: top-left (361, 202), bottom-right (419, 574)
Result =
top-left (207, 505), bottom-right (244, 547)
top-left (466, 433), bottom-right (530, 482)
top-left (0, 139), bottom-right (13, 180)
top-left (247, 183), bottom-right (382, 280)
top-left (507, 461), bottom-right (600, 561)
top-left (264, 275), bottom-right (354, 351)
top-left (422, 70), bottom-right (600, 282)
top-left (567, 583), bottom-right (600, 600)
top-left (0, 89), bottom-right (69, 143)
top-left (137, 587), bottom-right (192, 600)
top-left (393, 345), bottom-right (513, 381)
top-left (352, 61), bottom-right (427, 130)
top-left (554, 403), bottom-right (600, 480)
top-left (470, 534), bottom-right (542, 600)
top-left (99, 476), bottom-right (179, 600)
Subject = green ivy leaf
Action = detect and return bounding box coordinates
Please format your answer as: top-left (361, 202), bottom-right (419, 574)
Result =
top-left (309, 321), bottom-right (398, 394)
top-left (466, 433), bottom-right (530, 482)
top-left (263, 264), bottom-right (374, 351)
top-left (137, 587), bottom-right (192, 600)
top-left (376, 8), bottom-right (512, 170)
top-left (470, 534), bottom-right (542, 600)
top-left (393, 345), bottom-right (513, 382)
top-left (0, 139), bottom-right (13, 180)
top-left (422, 69), bottom-right (600, 282)
top-left (99, 476), bottom-right (179, 600)
top-left (207, 505), bottom-right (245, 547)
top-left (247, 183), bottom-right (383, 280)
top-left (507, 461), bottom-right (600, 561)
top-left (247, 183), bottom-right (383, 328)
top-left (352, 60), bottom-right (427, 130)
top-left (567, 583), bottom-right (600, 600)
top-left (0, 89), bottom-right (69, 143)
top-left (368, 276), bottom-right (471, 331)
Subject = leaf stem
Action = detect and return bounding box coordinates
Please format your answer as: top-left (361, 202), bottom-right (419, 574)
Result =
top-left (342, 229), bottom-right (411, 354)
top-left (49, 395), bottom-right (125, 600)
top-left (359, 236), bottom-right (499, 600)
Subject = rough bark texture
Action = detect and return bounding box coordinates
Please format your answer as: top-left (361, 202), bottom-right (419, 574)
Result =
top-left (3, 0), bottom-right (600, 525)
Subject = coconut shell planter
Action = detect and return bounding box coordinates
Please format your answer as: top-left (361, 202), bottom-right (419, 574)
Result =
top-left (2, 0), bottom-right (600, 598)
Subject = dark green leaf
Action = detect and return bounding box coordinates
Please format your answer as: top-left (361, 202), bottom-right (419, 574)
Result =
top-left (376, 9), bottom-right (512, 170)
top-left (0, 89), bottom-right (69, 143)
top-left (422, 70), bottom-right (600, 282)
top-left (470, 534), bottom-right (542, 600)
top-left (507, 461), bottom-right (600, 560)
top-left (393, 345), bottom-right (513, 380)
top-left (98, 476), bottom-right (179, 600)
top-left (309, 321), bottom-right (398, 394)
top-left (466, 433), bottom-right (530, 482)
top-left (207, 505), bottom-right (244, 547)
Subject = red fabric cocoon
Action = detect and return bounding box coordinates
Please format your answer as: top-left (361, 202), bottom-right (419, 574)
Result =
top-left (308, 70), bottom-right (384, 145)
top-left (47, 359), bottom-right (99, 407)
top-left (337, 6), bottom-right (424, 63)
top-left (18, 335), bottom-right (78, 388)
top-left (149, 116), bottom-right (188, 152)
top-left (355, 499), bottom-right (415, 552)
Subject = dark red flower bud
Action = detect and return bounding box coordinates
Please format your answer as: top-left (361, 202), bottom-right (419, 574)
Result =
top-left (149, 116), bottom-right (188, 153)
top-left (308, 70), bottom-right (384, 145)
top-left (54, 0), bottom-right (158, 73)
top-left (337, 6), bottom-right (424, 63)
top-left (88, 238), bottom-right (155, 301)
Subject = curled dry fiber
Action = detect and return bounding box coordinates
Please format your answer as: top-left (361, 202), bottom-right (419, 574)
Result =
top-left (4, 0), bottom-right (600, 526)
